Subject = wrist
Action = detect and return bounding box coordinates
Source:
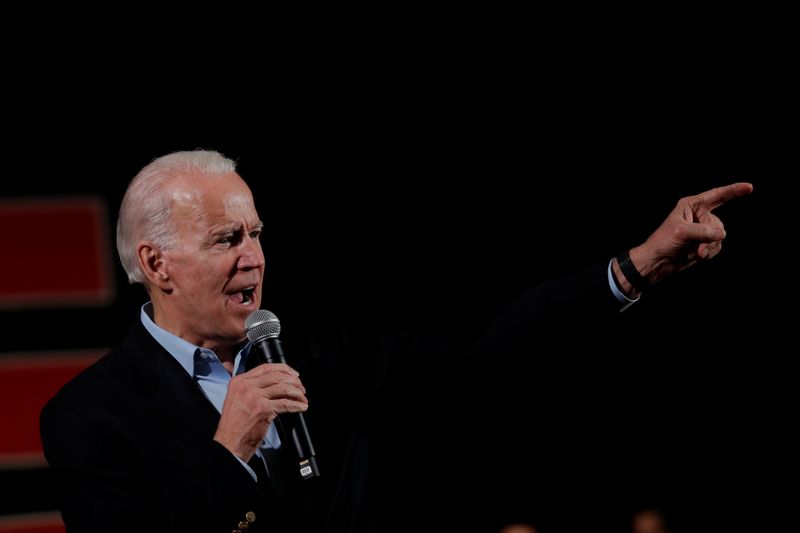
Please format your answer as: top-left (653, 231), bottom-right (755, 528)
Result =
top-left (616, 248), bottom-right (650, 294)
top-left (612, 255), bottom-right (640, 298)
top-left (213, 434), bottom-right (256, 463)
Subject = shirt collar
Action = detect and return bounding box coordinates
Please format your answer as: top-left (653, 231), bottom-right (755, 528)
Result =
top-left (140, 302), bottom-right (252, 377)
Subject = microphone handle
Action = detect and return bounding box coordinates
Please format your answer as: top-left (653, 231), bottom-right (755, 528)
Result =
top-left (254, 337), bottom-right (320, 479)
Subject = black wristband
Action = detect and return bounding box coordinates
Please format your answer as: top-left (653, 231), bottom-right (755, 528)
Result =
top-left (616, 249), bottom-right (650, 292)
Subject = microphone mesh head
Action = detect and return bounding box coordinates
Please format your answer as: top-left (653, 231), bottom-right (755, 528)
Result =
top-left (245, 309), bottom-right (281, 342)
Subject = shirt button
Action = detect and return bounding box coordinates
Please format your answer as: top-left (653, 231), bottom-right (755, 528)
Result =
top-left (246, 511), bottom-right (257, 523)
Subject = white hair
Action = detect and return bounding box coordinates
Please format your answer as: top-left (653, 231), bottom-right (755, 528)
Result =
top-left (116, 150), bottom-right (237, 284)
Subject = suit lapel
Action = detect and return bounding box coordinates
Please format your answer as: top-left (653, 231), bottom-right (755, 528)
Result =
top-left (121, 320), bottom-right (222, 452)
top-left (121, 320), bottom-right (299, 519)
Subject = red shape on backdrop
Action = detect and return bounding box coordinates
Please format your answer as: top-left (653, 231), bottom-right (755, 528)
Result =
top-left (0, 197), bottom-right (114, 308)
top-left (0, 510), bottom-right (65, 532)
top-left (0, 351), bottom-right (103, 467)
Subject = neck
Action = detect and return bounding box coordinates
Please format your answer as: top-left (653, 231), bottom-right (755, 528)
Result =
top-left (148, 302), bottom-right (240, 366)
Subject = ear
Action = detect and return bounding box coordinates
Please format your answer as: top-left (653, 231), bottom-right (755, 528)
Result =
top-left (137, 242), bottom-right (171, 290)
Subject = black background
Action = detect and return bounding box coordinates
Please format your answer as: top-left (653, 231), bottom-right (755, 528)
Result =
top-left (0, 34), bottom-right (793, 532)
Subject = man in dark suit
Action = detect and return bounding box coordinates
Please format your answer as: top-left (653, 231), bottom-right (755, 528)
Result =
top-left (40, 149), bottom-right (752, 532)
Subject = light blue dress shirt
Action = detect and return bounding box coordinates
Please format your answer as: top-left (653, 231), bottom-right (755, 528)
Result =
top-left (607, 259), bottom-right (640, 312)
top-left (140, 303), bottom-right (280, 481)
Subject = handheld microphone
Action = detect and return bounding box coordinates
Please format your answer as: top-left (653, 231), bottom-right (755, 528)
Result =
top-left (245, 309), bottom-right (321, 480)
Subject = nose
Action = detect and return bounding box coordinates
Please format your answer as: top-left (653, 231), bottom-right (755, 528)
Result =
top-left (237, 236), bottom-right (265, 270)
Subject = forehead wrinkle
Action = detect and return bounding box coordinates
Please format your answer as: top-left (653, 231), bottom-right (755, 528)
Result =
top-left (223, 192), bottom-right (258, 224)
top-left (223, 192), bottom-right (252, 210)
top-left (167, 178), bottom-right (258, 239)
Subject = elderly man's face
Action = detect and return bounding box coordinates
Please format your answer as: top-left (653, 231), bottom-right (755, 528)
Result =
top-left (156, 172), bottom-right (265, 350)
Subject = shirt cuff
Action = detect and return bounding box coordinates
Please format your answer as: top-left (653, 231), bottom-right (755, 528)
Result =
top-left (233, 453), bottom-right (258, 482)
top-left (607, 259), bottom-right (639, 312)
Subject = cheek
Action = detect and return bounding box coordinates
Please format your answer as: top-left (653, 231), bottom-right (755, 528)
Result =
top-left (171, 258), bottom-right (221, 295)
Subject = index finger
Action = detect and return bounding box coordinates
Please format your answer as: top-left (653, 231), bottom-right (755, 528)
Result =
top-left (243, 362), bottom-right (300, 378)
top-left (693, 182), bottom-right (753, 211)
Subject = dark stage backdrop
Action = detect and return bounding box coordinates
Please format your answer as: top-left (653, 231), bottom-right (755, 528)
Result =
top-left (0, 106), bottom-right (789, 533)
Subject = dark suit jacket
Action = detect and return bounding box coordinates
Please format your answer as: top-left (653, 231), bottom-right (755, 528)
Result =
top-left (41, 262), bottom-right (619, 533)
top-left (40, 315), bottom-right (304, 532)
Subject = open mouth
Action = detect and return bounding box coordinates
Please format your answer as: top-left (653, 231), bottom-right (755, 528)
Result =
top-left (228, 286), bottom-right (256, 306)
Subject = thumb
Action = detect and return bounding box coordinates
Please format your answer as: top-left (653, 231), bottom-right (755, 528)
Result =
top-left (682, 222), bottom-right (726, 243)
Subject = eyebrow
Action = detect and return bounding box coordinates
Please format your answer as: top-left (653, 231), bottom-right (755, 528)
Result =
top-left (209, 220), bottom-right (264, 237)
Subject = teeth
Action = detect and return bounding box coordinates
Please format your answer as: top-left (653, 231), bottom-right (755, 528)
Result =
top-left (227, 286), bottom-right (255, 305)
top-left (240, 286), bottom-right (254, 305)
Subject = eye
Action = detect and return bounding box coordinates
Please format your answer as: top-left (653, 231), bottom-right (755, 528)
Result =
top-left (217, 234), bottom-right (235, 245)
top-left (249, 229), bottom-right (262, 239)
